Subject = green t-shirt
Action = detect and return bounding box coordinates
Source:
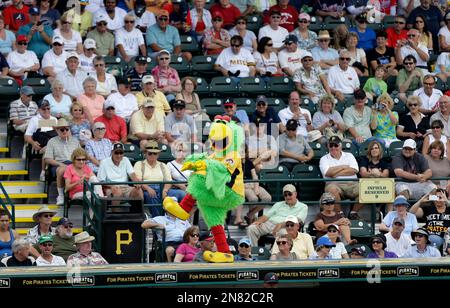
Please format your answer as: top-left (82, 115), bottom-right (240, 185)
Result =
top-left (396, 68), bottom-right (423, 93)
top-left (363, 77), bottom-right (388, 96)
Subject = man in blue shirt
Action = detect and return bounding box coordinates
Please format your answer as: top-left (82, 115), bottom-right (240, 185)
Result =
top-left (404, 228), bottom-right (441, 258)
top-left (17, 6), bottom-right (53, 59)
top-left (349, 13), bottom-right (376, 52)
top-left (249, 95), bottom-right (282, 136)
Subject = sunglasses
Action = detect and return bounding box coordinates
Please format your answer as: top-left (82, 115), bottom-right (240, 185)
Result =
top-left (114, 151), bottom-right (124, 155)
top-left (75, 158), bottom-right (87, 161)
top-left (271, 16), bottom-right (281, 19)
top-left (424, 82), bottom-right (435, 86)
top-left (224, 105), bottom-right (234, 109)
top-left (41, 243), bottom-right (53, 247)
top-left (329, 143), bottom-right (340, 148)
top-left (191, 233), bottom-right (199, 237)
top-left (42, 214), bottom-right (54, 218)
top-left (63, 224), bottom-right (73, 228)
top-left (213, 18), bottom-right (223, 22)
top-left (404, 62), bottom-right (414, 65)
top-left (158, 17), bottom-right (168, 21)
top-left (372, 240), bottom-right (382, 244)
top-left (285, 223), bottom-right (295, 228)
top-left (53, 43), bottom-right (62, 46)
top-left (98, 22), bottom-right (107, 26)
top-left (159, 57), bottom-right (170, 60)
top-left (415, 234), bottom-right (425, 238)
top-left (106, 107), bottom-right (115, 110)
top-left (237, 21), bottom-right (246, 25)
top-left (276, 241), bottom-right (288, 245)
top-left (322, 201), bottom-right (335, 205)
top-left (407, 34), bottom-right (416, 38)
top-left (58, 128), bottom-right (69, 132)
top-left (257, 102), bottom-right (266, 106)
top-left (239, 243), bottom-right (250, 248)
top-left (283, 192), bottom-right (293, 197)
top-left (87, 48), bottom-right (95, 51)
top-left (298, 19), bottom-right (309, 23)
top-left (394, 21), bottom-right (405, 24)
top-left (147, 152), bottom-right (158, 155)
top-left (125, 20), bottom-right (135, 23)
top-left (408, 103), bottom-right (418, 107)
top-left (431, 126), bottom-right (442, 129)
top-left (231, 44), bottom-right (241, 47)
top-left (302, 58), bottom-right (313, 62)
top-left (266, 43), bottom-right (273, 47)
top-left (18, 42), bottom-right (28, 45)
top-left (339, 57), bottom-right (351, 61)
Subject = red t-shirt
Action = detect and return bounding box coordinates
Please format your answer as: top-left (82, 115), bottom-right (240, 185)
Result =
top-left (210, 4), bottom-right (241, 28)
top-left (264, 5), bottom-right (299, 32)
top-left (94, 114), bottom-right (127, 143)
top-left (206, 31), bottom-right (223, 55)
top-left (63, 164), bottom-right (93, 199)
top-left (3, 4), bottom-right (30, 32)
top-left (195, 19), bottom-right (206, 32)
top-left (386, 27), bottom-right (408, 48)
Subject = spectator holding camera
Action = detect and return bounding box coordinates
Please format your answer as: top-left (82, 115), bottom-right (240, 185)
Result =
top-left (394, 28), bottom-right (429, 72)
top-left (370, 93), bottom-right (399, 147)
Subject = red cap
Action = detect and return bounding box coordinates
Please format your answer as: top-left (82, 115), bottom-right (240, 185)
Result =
top-left (212, 11), bottom-right (224, 20)
top-left (17, 35), bottom-right (28, 43)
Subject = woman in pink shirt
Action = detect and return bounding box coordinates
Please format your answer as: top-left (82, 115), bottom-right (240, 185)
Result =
top-left (174, 226), bottom-right (201, 262)
top-left (77, 76), bottom-right (105, 124)
top-left (151, 50), bottom-right (182, 102)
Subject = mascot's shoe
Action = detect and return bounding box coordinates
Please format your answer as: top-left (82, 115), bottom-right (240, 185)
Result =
top-left (163, 197), bottom-right (190, 221)
top-left (203, 251), bottom-right (234, 263)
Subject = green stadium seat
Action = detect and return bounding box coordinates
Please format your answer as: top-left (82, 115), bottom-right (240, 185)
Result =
top-left (0, 78), bottom-right (19, 115)
top-left (259, 165), bottom-right (290, 201)
top-left (335, 101), bottom-right (346, 114)
top-left (201, 98), bottom-right (224, 118)
top-left (265, 97), bottom-right (286, 113)
top-left (22, 78), bottom-right (51, 101)
top-left (382, 15), bottom-right (396, 29)
top-left (246, 14), bottom-right (263, 34)
top-left (123, 143), bottom-right (143, 164)
top-left (238, 77), bottom-right (267, 97)
top-left (209, 77), bottom-right (240, 96)
top-left (323, 16), bottom-right (351, 30)
top-left (342, 140), bottom-right (359, 157)
top-left (366, 22), bottom-right (382, 31)
top-left (436, 77), bottom-right (447, 92)
top-left (251, 246), bottom-right (271, 260)
top-left (234, 97), bottom-right (255, 114)
top-left (180, 35), bottom-right (200, 53)
top-left (159, 144), bottom-right (174, 163)
top-left (290, 164), bottom-right (323, 201)
top-left (127, 56), bottom-right (156, 74)
top-left (170, 55), bottom-right (191, 77)
top-left (191, 55), bottom-right (219, 78)
top-left (104, 55), bottom-right (128, 77)
top-left (388, 140), bottom-right (404, 157)
top-left (309, 16), bottom-right (323, 31)
top-left (392, 96), bottom-right (406, 114)
top-left (193, 77), bottom-right (210, 97)
top-left (349, 220), bottom-right (373, 243)
top-left (309, 141), bottom-right (328, 161)
top-left (267, 77), bottom-right (294, 96)
top-left (386, 75), bottom-right (397, 93)
top-left (302, 97), bottom-right (317, 115)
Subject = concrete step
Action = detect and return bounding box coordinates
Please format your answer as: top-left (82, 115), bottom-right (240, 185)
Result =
top-left (0, 181), bottom-right (47, 199)
top-left (16, 227), bottom-right (83, 236)
top-left (0, 158), bottom-right (27, 175)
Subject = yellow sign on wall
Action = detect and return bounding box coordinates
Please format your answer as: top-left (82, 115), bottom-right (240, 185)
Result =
top-left (359, 178), bottom-right (395, 203)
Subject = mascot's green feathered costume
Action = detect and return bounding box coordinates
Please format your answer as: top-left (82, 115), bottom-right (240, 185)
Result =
top-left (163, 115), bottom-right (244, 263)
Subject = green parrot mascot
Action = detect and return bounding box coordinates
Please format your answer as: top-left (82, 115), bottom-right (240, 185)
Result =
top-left (163, 115), bottom-right (245, 262)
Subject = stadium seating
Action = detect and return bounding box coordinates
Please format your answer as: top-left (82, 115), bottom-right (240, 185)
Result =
top-left (290, 164), bottom-right (323, 201)
top-left (266, 77), bottom-right (294, 97)
top-left (209, 77), bottom-right (240, 97)
top-left (238, 77), bottom-right (267, 97)
top-left (259, 165), bottom-right (290, 200)
top-left (170, 55), bottom-right (191, 77)
top-left (22, 78), bottom-right (51, 101)
top-left (180, 35), bottom-right (200, 53)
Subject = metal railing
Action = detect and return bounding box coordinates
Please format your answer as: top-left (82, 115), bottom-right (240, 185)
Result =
top-left (0, 182), bottom-right (15, 228)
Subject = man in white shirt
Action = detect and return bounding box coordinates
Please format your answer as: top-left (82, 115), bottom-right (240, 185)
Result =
top-left (413, 74), bottom-right (443, 115)
top-left (35, 235), bottom-right (66, 266)
top-left (78, 38), bottom-right (96, 74)
top-left (385, 217), bottom-right (414, 257)
top-left (41, 36), bottom-right (68, 80)
top-left (105, 78), bottom-right (138, 122)
top-left (115, 14), bottom-right (146, 63)
top-left (278, 90), bottom-right (312, 137)
top-left (395, 28), bottom-right (429, 72)
top-left (258, 10), bottom-right (289, 50)
top-left (278, 34), bottom-right (307, 77)
top-left (214, 35), bottom-right (255, 77)
top-left (319, 136), bottom-right (362, 219)
top-left (328, 50), bottom-right (360, 101)
top-left (93, 0), bottom-right (127, 32)
top-left (56, 52), bottom-right (88, 100)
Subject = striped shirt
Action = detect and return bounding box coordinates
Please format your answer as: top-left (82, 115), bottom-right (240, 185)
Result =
top-left (85, 138), bottom-right (112, 173)
top-left (9, 99), bottom-right (38, 121)
top-left (43, 136), bottom-right (80, 163)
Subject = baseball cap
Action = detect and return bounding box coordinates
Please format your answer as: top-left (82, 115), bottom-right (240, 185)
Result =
top-left (264, 272), bottom-right (278, 284)
top-left (145, 140), bottom-right (161, 153)
top-left (29, 6), bottom-right (40, 15)
top-left (67, 52), bottom-right (79, 60)
top-left (269, 10), bottom-right (281, 17)
top-left (327, 224), bottom-right (340, 232)
top-left (356, 13), bottom-right (367, 22)
top-left (212, 11), bottom-right (224, 20)
top-left (283, 34), bottom-right (298, 44)
top-left (80, 0), bottom-right (89, 5)
top-left (118, 78), bottom-right (130, 86)
top-left (199, 232), bottom-right (213, 242)
top-left (285, 215), bottom-right (298, 224)
top-left (56, 217), bottom-right (73, 227)
top-left (158, 49), bottom-right (170, 57)
top-left (173, 99), bottom-right (186, 109)
top-left (39, 99), bottom-right (50, 109)
top-left (135, 55), bottom-right (149, 63)
top-left (112, 143), bottom-right (124, 153)
top-left (392, 217), bottom-right (405, 226)
top-left (393, 195), bottom-right (410, 207)
top-left (328, 135), bottom-right (342, 145)
top-left (238, 238), bottom-right (251, 246)
top-left (93, 122), bottom-right (106, 130)
top-left (223, 98), bottom-right (235, 107)
top-left (96, 14), bottom-right (108, 23)
top-left (104, 100), bottom-right (115, 109)
top-left (298, 12), bottom-right (311, 21)
top-left (282, 184), bottom-right (296, 193)
top-left (142, 75), bottom-right (155, 84)
top-left (20, 86), bottom-right (35, 96)
top-left (301, 51), bottom-right (313, 60)
top-left (354, 89), bottom-right (367, 100)
top-left (350, 245), bottom-right (367, 257)
top-left (17, 35), bottom-right (28, 43)
top-left (143, 98), bottom-right (155, 108)
top-left (52, 36), bottom-right (63, 45)
top-left (403, 139), bottom-right (416, 149)
top-left (316, 236), bottom-right (336, 247)
top-left (256, 95), bottom-right (268, 104)
top-left (320, 192), bottom-right (335, 204)
top-left (38, 235), bottom-right (53, 244)
top-left (285, 119), bottom-right (298, 131)
top-left (84, 38), bottom-right (96, 49)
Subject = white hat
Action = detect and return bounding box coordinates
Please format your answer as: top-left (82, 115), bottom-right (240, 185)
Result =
top-left (96, 13), bottom-right (108, 23)
top-left (142, 75), bottom-right (155, 84)
top-left (285, 215), bottom-right (299, 224)
top-left (52, 36), bottom-right (63, 45)
top-left (301, 51), bottom-right (313, 59)
top-left (93, 122), bottom-right (106, 130)
top-left (84, 38), bottom-right (96, 49)
top-left (282, 184), bottom-right (296, 193)
top-left (66, 52), bottom-right (79, 60)
top-left (403, 139), bottom-right (416, 149)
top-left (74, 231), bottom-right (96, 244)
top-left (307, 130), bottom-right (322, 142)
top-left (104, 100), bottom-right (115, 109)
top-left (32, 206), bottom-right (57, 222)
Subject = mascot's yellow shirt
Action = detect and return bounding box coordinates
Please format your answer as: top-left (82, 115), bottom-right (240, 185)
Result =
top-left (210, 150), bottom-right (244, 198)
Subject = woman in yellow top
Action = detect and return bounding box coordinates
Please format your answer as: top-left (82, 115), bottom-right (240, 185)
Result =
top-left (135, 75), bottom-right (171, 118)
top-left (414, 15), bottom-right (433, 51)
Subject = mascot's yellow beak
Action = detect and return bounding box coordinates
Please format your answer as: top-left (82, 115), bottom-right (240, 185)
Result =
top-left (209, 121), bottom-right (232, 152)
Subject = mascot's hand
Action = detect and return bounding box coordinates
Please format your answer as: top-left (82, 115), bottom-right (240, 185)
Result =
top-left (181, 161), bottom-right (195, 171)
top-left (194, 160), bottom-right (207, 171)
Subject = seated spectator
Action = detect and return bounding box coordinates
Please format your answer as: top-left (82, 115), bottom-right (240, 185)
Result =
top-left (26, 206), bottom-right (57, 246)
top-left (9, 86), bottom-right (38, 133)
top-left (386, 15), bottom-right (408, 48)
top-left (130, 99), bottom-right (167, 148)
top-left (328, 50), bottom-right (360, 101)
top-left (174, 226), bottom-right (201, 262)
top-left (228, 16), bottom-right (257, 53)
top-left (394, 28), bottom-right (429, 72)
top-left (367, 234), bottom-right (398, 258)
top-left (64, 147), bottom-right (104, 201)
top-left (367, 30), bottom-right (398, 78)
top-left (202, 12), bottom-right (230, 56)
top-left (326, 224), bottom-right (349, 259)
top-left (247, 184), bottom-right (308, 246)
top-left (343, 32), bottom-right (369, 77)
top-left (0, 16), bottom-right (16, 56)
top-left (235, 238), bottom-right (256, 261)
top-left (190, 0), bottom-right (212, 41)
top-left (249, 95), bottom-right (282, 136)
top-left (17, 6), bottom-right (53, 59)
top-left (44, 118), bottom-right (81, 205)
top-left (385, 217), bottom-right (414, 257)
top-left (193, 232), bottom-right (216, 262)
top-left (349, 245), bottom-right (367, 258)
top-left (141, 211), bottom-right (191, 262)
top-left (393, 138), bottom-right (436, 200)
top-left (85, 122), bottom-right (112, 174)
top-left (278, 34), bottom-right (307, 77)
top-left (410, 188), bottom-right (450, 248)
top-left (7, 35), bottom-right (40, 85)
top-left (214, 35), bottom-right (256, 78)
top-left (0, 52), bottom-right (10, 78)
top-left (93, 0), bottom-right (127, 32)
top-left (278, 91), bottom-right (313, 138)
top-left (423, 121), bottom-right (449, 157)
top-left (78, 39), bottom-right (96, 74)
top-left (92, 56), bottom-right (118, 98)
top-left (253, 37), bottom-right (282, 78)
top-left (430, 96), bottom-right (450, 138)
top-left (51, 217), bottom-right (76, 261)
top-left (343, 89), bottom-right (374, 145)
top-left (278, 119), bottom-right (313, 171)
top-left (66, 0), bottom-right (92, 38)
top-left (115, 14), bottom-right (146, 63)
top-left (86, 14), bottom-right (115, 57)
top-left (404, 227), bottom-right (441, 258)
top-left (265, 0), bottom-right (298, 32)
top-left (35, 235), bottom-right (66, 266)
top-left (363, 65), bottom-right (388, 101)
top-left (247, 123), bottom-right (278, 171)
top-left (77, 77), bottom-right (105, 124)
top-left (152, 49), bottom-right (182, 103)
top-left (314, 193), bottom-right (355, 244)
top-left (3, 0), bottom-right (30, 33)
top-left (56, 52), bottom-right (88, 100)
top-left (222, 98), bottom-right (250, 134)
top-left (294, 52), bottom-right (331, 104)
top-left (67, 231), bottom-right (108, 266)
top-left (370, 93), bottom-right (399, 147)
top-left (311, 30), bottom-right (339, 74)
top-left (434, 52), bottom-right (450, 82)
top-left (136, 74), bottom-right (171, 116)
top-left (134, 141), bottom-right (185, 217)
top-left (396, 55), bottom-right (424, 103)
top-left (210, 0), bottom-right (241, 30)
top-left (309, 235), bottom-right (334, 260)
top-left (438, 11), bottom-right (450, 52)
top-left (41, 36), bottom-right (68, 81)
top-left (270, 215), bottom-right (314, 260)
top-left (94, 100), bottom-right (127, 144)
top-left (397, 96), bottom-right (430, 149)
top-left (312, 94), bottom-right (345, 144)
top-left (332, 24), bottom-right (349, 51)
top-left (69, 102), bottom-right (91, 143)
top-left (379, 196), bottom-right (419, 237)
top-left (425, 140), bottom-right (450, 193)
top-left (167, 141), bottom-right (192, 201)
top-left (359, 139), bottom-right (390, 177)
top-left (290, 13), bottom-right (317, 52)
top-left (349, 13), bottom-right (376, 52)
top-left (320, 136), bottom-right (362, 219)
top-left (105, 78), bottom-right (138, 122)
top-left (53, 12), bottom-right (83, 54)
top-left (164, 99), bottom-right (197, 145)
top-left (270, 233), bottom-right (298, 260)
top-left (258, 10), bottom-right (289, 50)
top-left (44, 79), bottom-right (72, 119)
top-left (176, 77), bottom-right (208, 122)
top-left (414, 15), bottom-right (433, 51)
top-left (412, 75), bottom-right (443, 115)
top-left (122, 55), bottom-right (148, 93)
top-left (0, 209), bottom-right (19, 257)
top-left (0, 239), bottom-right (35, 267)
